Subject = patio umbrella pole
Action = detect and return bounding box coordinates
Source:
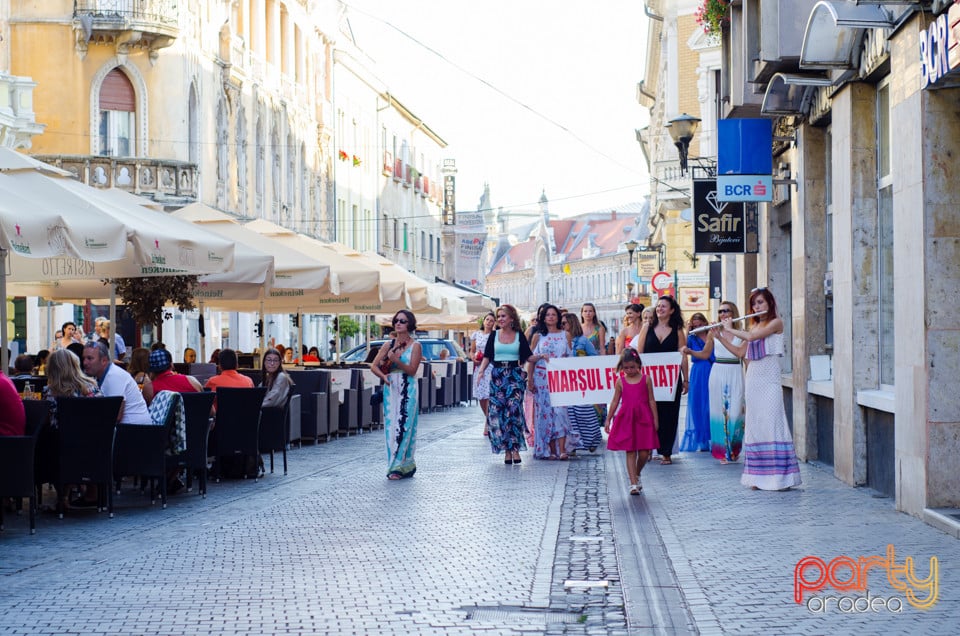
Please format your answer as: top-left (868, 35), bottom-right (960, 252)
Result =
top-left (199, 301), bottom-right (206, 364)
top-left (109, 283), bottom-right (117, 361)
top-left (1, 248), bottom-right (8, 372)
top-left (297, 306), bottom-right (303, 365)
top-left (259, 299), bottom-right (266, 356)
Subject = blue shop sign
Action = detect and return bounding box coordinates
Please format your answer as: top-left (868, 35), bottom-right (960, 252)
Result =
top-left (921, 3), bottom-right (960, 89)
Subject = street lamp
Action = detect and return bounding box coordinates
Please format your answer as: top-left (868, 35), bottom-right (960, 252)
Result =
top-left (666, 113), bottom-right (701, 175)
top-left (626, 281), bottom-right (635, 300)
top-left (624, 240), bottom-right (638, 300)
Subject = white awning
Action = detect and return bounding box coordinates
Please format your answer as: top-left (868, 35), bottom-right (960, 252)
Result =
top-left (800, 1), bottom-right (895, 69)
top-left (761, 73), bottom-right (834, 116)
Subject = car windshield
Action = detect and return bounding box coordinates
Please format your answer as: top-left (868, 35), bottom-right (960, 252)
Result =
top-left (341, 339), bottom-right (465, 362)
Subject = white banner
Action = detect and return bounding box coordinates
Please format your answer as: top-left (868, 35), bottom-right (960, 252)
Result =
top-left (454, 232), bottom-right (486, 288)
top-left (545, 355), bottom-right (619, 407)
top-left (640, 351), bottom-right (682, 401)
top-left (544, 352), bottom-right (682, 407)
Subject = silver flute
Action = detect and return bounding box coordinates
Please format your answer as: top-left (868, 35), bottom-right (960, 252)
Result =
top-left (689, 311), bottom-right (766, 334)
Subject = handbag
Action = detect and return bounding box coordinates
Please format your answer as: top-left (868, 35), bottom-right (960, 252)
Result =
top-left (475, 350), bottom-right (484, 363)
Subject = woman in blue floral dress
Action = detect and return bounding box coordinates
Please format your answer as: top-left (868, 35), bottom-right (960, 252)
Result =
top-left (371, 310), bottom-right (422, 480)
top-left (475, 305), bottom-right (533, 464)
top-left (528, 305), bottom-right (580, 459)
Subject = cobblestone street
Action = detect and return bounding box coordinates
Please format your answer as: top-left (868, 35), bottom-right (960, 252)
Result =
top-left (1, 403), bottom-right (957, 635)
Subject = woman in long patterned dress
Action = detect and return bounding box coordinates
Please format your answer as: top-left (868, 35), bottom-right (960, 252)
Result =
top-left (476, 304), bottom-right (533, 464)
top-left (679, 313), bottom-right (713, 452)
top-left (709, 301), bottom-right (746, 463)
top-left (564, 312), bottom-right (602, 453)
top-left (371, 310), bottom-right (422, 480)
top-left (470, 312), bottom-right (496, 436)
top-left (720, 288), bottom-right (801, 491)
top-left (634, 296), bottom-right (688, 465)
top-left (581, 302), bottom-right (609, 430)
top-left (528, 305), bottom-right (580, 460)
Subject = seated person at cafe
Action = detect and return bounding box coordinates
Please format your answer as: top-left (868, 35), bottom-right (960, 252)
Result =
top-left (11, 354), bottom-right (36, 379)
top-left (149, 349), bottom-right (202, 394)
top-left (0, 370), bottom-right (26, 436)
top-left (204, 348), bottom-right (254, 391)
top-left (183, 347), bottom-right (197, 364)
top-left (82, 342), bottom-right (152, 426)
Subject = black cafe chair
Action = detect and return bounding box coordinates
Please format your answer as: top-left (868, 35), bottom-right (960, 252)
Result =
top-left (0, 432), bottom-right (40, 534)
top-left (56, 396), bottom-right (123, 518)
top-left (258, 396), bottom-right (290, 475)
top-left (212, 387), bottom-right (267, 482)
top-left (172, 391), bottom-right (216, 497)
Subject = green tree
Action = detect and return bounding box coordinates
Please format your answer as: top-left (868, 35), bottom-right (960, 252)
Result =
top-left (336, 315), bottom-right (362, 339)
top-left (108, 275), bottom-right (199, 338)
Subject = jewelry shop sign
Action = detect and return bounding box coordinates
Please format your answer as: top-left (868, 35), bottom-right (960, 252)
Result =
top-left (693, 178), bottom-right (758, 255)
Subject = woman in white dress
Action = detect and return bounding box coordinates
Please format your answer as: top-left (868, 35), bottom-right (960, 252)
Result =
top-left (709, 302), bottom-right (746, 464)
top-left (471, 312), bottom-right (496, 435)
top-left (720, 289), bottom-right (801, 491)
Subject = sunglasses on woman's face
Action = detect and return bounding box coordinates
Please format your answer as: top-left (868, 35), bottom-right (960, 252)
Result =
top-left (718, 309), bottom-right (731, 314)
top-left (394, 319), bottom-right (408, 325)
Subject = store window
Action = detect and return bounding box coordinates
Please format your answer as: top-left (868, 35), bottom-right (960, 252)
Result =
top-left (98, 68), bottom-right (136, 156)
top-left (877, 80), bottom-right (894, 387)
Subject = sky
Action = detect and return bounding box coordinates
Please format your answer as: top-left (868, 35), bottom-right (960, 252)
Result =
top-left (343, 1), bottom-right (651, 221)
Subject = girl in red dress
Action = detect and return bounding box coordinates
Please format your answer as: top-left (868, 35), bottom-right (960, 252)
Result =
top-left (604, 349), bottom-right (659, 494)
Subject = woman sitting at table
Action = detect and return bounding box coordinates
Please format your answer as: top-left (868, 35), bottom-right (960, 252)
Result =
top-left (126, 347), bottom-right (155, 404)
top-left (42, 349), bottom-right (104, 509)
top-left (260, 348), bottom-right (293, 408)
top-left (0, 370), bottom-right (26, 436)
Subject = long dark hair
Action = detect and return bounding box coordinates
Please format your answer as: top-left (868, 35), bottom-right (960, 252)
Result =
top-left (392, 309), bottom-right (417, 332)
top-left (656, 295), bottom-right (684, 331)
top-left (533, 303), bottom-right (551, 336)
top-left (260, 348), bottom-right (290, 392)
top-left (749, 288), bottom-right (778, 324)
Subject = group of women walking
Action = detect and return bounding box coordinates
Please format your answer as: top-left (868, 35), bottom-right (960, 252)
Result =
top-left (374, 289), bottom-right (801, 494)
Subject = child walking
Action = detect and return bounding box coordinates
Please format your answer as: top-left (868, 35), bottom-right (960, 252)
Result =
top-left (604, 348), bottom-right (659, 494)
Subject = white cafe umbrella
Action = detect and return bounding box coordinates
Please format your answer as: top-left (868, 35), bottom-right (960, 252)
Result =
top-left (0, 149), bottom-right (129, 369)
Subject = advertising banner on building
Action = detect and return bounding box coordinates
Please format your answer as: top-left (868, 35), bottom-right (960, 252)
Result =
top-left (454, 232), bottom-right (486, 287)
top-left (443, 175), bottom-right (456, 226)
top-left (635, 250), bottom-right (660, 278)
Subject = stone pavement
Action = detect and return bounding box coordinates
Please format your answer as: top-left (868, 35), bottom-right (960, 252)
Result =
top-left (1, 401), bottom-right (958, 635)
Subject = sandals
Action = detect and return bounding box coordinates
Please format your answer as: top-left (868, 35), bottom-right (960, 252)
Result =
top-left (660, 458), bottom-right (673, 465)
top-left (559, 453), bottom-right (569, 461)
top-left (629, 485), bottom-right (640, 495)
top-left (387, 473), bottom-right (403, 480)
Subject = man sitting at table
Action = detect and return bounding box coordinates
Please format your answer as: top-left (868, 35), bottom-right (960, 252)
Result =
top-left (11, 354), bottom-right (36, 379)
top-left (0, 370), bottom-right (26, 436)
top-left (149, 349), bottom-right (202, 394)
top-left (204, 348), bottom-right (254, 392)
top-left (82, 342), bottom-right (151, 425)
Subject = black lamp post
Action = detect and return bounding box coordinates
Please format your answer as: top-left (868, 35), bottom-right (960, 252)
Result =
top-left (666, 113), bottom-right (701, 176)
top-left (625, 240), bottom-right (638, 300)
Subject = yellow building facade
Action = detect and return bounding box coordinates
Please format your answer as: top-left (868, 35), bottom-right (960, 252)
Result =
top-left (7, 0), bottom-right (334, 234)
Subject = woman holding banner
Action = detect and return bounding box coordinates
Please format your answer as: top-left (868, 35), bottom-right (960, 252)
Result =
top-left (633, 295), bottom-right (688, 465)
top-left (477, 305), bottom-right (533, 465)
top-left (563, 312), bottom-right (602, 453)
top-left (527, 305), bottom-right (580, 460)
top-left (615, 303), bottom-right (644, 354)
top-left (720, 288), bottom-right (801, 490)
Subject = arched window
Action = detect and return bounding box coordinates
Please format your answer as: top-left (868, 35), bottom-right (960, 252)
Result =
top-left (98, 68), bottom-right (136, 157)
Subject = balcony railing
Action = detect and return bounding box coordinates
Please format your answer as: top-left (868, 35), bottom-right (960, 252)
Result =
top-left (32, 154), bottom-right (198, 203)
top-left (73, 0), bottom-right (179, 61)
top-left (74, 0), bottom-right (178, 27)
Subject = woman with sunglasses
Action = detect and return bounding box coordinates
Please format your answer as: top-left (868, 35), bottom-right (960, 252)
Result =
top-left (475, 304), bottom-right (533, 464)
top-left (708, 302), bottom-right (746, 463)
top-left (719, 288), bottom-right (801, 490)
top-left (371, 310), bottom-right (423, 480)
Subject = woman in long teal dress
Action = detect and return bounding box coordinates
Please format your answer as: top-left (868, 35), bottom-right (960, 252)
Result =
top-left (679, 313), bottom-right (713, 452)
top-left (709, 301), bottom-right (746, 463)
top-left (371, 310), bottom-right (423, 480)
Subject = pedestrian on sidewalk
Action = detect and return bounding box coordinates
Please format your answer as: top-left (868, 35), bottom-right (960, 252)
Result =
top-left (679, 312), bottom-right (713, 453)
top-left (604, 349), bottom-right (659, 494)
top-left (631, 295), bottom-right (688, 465)
top-left (563, 312), bottom-right (602, 453)
top-left (371, 310), bottom-right (422, 480)
top-left (709, 301), bottom-right (746, 463)
top-left (476, 304), bottom-right (532, 465)
top-left (528, 304), bottom-right (580, 460)
top-left (470, 312), bottom-right (495, 437)
top-left (720, 288), bottom-right (801, 491)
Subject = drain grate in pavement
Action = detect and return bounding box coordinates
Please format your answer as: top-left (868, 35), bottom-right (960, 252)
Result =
top-left (568, 535), bottom-right (603, 542)
top-left (465, 606), bottom-right (583, 625)
top-left (564, 579), bottom-right (609, 589)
